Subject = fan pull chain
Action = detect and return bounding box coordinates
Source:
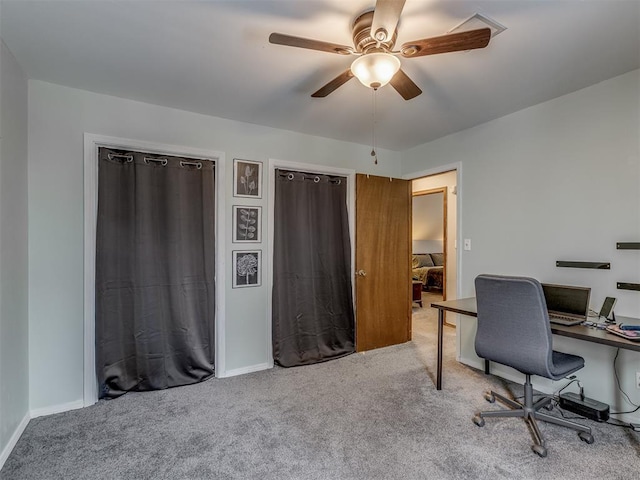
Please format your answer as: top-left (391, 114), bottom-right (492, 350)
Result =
top-left (371, 89), bottom-right (378, 165)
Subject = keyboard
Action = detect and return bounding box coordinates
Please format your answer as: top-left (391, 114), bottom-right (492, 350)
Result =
top-left (549, 313), bottom-right (584, 326)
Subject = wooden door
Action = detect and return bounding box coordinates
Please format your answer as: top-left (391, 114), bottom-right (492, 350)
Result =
top-left (356, 174), bottom-right (412, 351)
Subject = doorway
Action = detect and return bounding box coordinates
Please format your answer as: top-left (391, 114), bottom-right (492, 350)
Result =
top-left (412, 187), bottom-right (446, 300)
top-left (411, 170), bottom-right (458, 329)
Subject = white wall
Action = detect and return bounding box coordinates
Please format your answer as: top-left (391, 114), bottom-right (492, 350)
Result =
top-left (412, 193), bottom-right (444, 247)
top-left (412, 239), bottom-right (443, 254)
top-left (27, 80), bottom-right (402, 412)
top-left (402, 70), bottom-right (640, 421)
top-left (412, 171), bottom-right (458, 301)
top-left (18, 50), bottom-right (640, 426)
top-left (0, 39), bottom-right (29, 466)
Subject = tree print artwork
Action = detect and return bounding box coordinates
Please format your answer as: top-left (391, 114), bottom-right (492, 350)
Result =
top-left (233, 250), bottom-right (261, 287)
top-left (237, 253), bottom-right (257, 282)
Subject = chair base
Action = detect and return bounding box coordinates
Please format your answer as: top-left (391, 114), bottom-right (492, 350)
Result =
top-left (472, 375), bottom-right (594, 457)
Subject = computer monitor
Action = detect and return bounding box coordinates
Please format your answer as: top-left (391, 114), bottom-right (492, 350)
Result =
top-left (541, 283), bottom-right (591, 320)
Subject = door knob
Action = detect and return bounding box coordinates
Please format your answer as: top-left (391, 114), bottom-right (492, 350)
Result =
top-left (357, 270), bottom-right (367, 277)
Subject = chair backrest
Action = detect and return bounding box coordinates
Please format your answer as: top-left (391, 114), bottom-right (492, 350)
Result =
top-left (474, 274), bottom-right (555, 378)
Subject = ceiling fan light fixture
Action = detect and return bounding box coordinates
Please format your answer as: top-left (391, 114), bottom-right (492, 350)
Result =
top-left (350, 53), bottom-right (401, 89)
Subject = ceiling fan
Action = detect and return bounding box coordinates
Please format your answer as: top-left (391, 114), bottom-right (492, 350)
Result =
top-left (269, 0), bottom-right (492, 100)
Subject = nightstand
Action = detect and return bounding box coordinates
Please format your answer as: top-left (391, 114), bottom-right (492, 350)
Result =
top-left (412, 280), bottom-right (423, 307)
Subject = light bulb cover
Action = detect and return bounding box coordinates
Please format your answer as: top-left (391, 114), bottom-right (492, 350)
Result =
top-left (350, 53), bottom-right (401, 89)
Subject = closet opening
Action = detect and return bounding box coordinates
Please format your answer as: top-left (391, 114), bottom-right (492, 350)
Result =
top-left (83, 135), bottom-right (225, 406)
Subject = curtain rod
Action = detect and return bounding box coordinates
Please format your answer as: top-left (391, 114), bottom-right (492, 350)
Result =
top-left (106, 153), bottom-right (204, 169)
top-left (278, 171), bottom-right (343, 184)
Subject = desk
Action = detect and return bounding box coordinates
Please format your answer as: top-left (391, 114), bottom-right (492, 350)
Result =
top-left (431, 297), bottom-right (640, 390)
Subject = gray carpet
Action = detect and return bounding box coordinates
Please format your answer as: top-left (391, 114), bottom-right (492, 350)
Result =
top-left (3, 293), bottom-right (639, 479)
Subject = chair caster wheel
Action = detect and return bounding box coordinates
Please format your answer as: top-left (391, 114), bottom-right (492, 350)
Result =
top-left (532, 444), bottom-right (547, 457)
top-left (579, 432), bottom-right (594, 444)
top-left (484, 392), bottom-right (495, 403)
top-left (472, 414), bottom-right (485, 427)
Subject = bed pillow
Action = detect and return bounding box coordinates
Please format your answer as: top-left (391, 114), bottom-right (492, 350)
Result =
top-left (429, 253), bottom-right (445, 266)
top-left (412, 254), bottom-right (434, 268)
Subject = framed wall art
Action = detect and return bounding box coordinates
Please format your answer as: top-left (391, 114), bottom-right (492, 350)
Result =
top-left (233, 205), bottom-right (261, 243)
top-left (232, 250), bottom-right (261, 288)
top-left (233, 158), bottom-right (262, 198)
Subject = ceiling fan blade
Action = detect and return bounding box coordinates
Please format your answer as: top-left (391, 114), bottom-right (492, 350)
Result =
top-left (269, 33), bottom-right (353, 55)
top-left (311, 70), bottom-right (355, 98)
top-left (401, 28), bottom-right (491, 58)
top-left (371, 0), bottom-right (406, 43)
top-left (389, 69), bottom-right (422, 100)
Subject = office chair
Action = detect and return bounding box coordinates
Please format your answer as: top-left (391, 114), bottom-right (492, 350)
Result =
top-left (472, 274), bottom-right (594, 457)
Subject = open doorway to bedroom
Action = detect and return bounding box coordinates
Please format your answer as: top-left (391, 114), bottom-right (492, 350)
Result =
top-left (411, 170), bottom-right (457, 332)
top-left (412, 188), bottom-right (446, 299)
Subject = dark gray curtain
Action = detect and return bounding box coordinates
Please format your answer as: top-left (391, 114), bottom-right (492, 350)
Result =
top-left (272, 169), bottom-right (355, 367)
top-left (96, 147), bottom-right (215, 398)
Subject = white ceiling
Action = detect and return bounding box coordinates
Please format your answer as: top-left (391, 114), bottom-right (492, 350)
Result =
top-left (1, 0), bottom-right (638, 151)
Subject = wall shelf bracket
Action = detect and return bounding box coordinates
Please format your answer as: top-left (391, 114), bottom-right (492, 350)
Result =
top-left (556, 261), bottom-right (610, 270)
top-left (617, 242), bottom-right (640, 250)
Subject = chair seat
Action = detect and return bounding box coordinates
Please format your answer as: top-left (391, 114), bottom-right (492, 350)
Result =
top-left (549, 351), bottom-right (584, 380)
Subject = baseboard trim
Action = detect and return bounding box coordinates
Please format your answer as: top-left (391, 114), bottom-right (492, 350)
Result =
top-left (223, 363), bottom-right (271, 378)
top-left (0, 411), bottom-right (30, 471)
top-left (30, 399), bottom-right (84, 419)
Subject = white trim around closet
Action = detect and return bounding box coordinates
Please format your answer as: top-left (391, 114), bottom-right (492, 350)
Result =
top-left (83, 134), bottom-right (226, 407)
top-left (266, 159), bottom-right (356, 368)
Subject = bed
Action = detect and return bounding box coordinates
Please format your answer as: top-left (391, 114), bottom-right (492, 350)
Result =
top-left (412, 253), bottom-right (444, 291)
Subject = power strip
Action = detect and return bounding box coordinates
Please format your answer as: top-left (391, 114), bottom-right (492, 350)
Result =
top-left (559, 392), bottom-right (610, 422)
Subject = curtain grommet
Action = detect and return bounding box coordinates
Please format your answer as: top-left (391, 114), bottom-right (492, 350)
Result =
top-left (107, 153), bottom-right (133, 163)
top-left (180, 161), bottom-right (202, 170)
top-left (144, 157), bottom-right (168, 166)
